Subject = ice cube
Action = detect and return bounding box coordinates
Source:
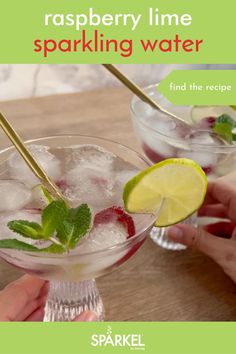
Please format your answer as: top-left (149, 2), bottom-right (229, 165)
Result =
top-left (74, 221), bottom-right (128, 277)
top-left (0, 210), bottom-right (41, 245)
top-left (67, 144), bottom-right (115, 171)
top-left (79, 222), bottom-right (127, 253)
top-left (150, 117), bottom-right (177, 135)
top-left (64, 166), bottom-right (114, 208)
top-left (139, 115), bottom-right (186, 159)
top-left (115, 169), bottom-right (138, 187)
top-left (142, 130), bottom-right (177, 158)
top-left (177, 149), bottom-right (217, 169)
top-left (8, 145), bottom-right (61, 187)
top-left (0, 180), bottom-right (32, 212)
top-left (64, 145), bottom-right (116, 208)
top-left (188, 131), bottom-right (217, 145)
top-left (177, 131), bottom-right (218, 169)
top-left (111, 154), bottom-right (139, 205)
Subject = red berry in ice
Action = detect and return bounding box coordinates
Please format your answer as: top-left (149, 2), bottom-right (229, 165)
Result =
top-left (94, 206), bottom-right (135, 238)
top-left (142, 144), bottom-right (166, 163)
top-left (56, 179), bottom-right (69, 193)
top-left (198, 116), bottom-right (216, 129)
top-left (91, 176), bottom-right (109, 189)
top-left (202, 166), bottom-right (213, 175)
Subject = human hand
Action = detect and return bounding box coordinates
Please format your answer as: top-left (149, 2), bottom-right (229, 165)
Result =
top-left (168, 172), bottom-right (236, 283)
top-left (0, 275), bottom-right (97, 321)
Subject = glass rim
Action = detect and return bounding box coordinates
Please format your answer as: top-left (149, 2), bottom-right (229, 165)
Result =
top-left (0, 134), bottom-right (156, 259)
top-left (130, 83), bottom-right (236, 150)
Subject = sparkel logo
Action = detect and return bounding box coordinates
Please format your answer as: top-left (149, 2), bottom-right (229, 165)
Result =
top-left (91, 326), bottom-right (145, 350)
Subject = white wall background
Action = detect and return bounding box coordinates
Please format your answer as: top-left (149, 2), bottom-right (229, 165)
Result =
top-left (0, 64), bottom-right (235, 101)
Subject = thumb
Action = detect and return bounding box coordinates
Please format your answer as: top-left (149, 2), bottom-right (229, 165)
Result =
top-left (167, 224), bottom-right (231, 262)
top-left (73, 310), bottom-right (97, 322)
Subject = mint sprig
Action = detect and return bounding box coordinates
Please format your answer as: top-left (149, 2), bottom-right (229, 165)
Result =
top-left (0, 190), bottom-right (92, 254)
top-left (42, 200), bottom-right (68, 238)
top-left (0, 239), bottom-right (65, 253)
top-left (0, 239), bottom-right (41, 252)
top-left (40, 185), bottom-right (55, 204)
top-left (213, 114), bottom-right (236, 144)
top-left (61, 204), bottom-right (92, 249)
top-left (8, 220), bottom-right (44, 239)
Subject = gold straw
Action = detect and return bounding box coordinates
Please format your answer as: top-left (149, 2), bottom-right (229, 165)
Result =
top-left (0, 112), bottom-right (66, 201)
top-left (102, 64), bottom-right (189, 126)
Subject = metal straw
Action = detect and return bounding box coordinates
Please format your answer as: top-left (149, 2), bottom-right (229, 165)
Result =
top-left (0, 112), bottom-right (66, 201)
top-left (102, 64), bottom-right (190, 127)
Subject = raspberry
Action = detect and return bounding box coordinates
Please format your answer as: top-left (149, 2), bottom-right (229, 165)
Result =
top-left (198, 116), bottom-right (216, 129)
top-left (94, 206), bottom-right (135, 238)
top-left (202, 166), bottom-right (213, 175)
top-left (56, 179), bottom-right (69, 193)
top-left (142, 143), bottom-right (165, 163)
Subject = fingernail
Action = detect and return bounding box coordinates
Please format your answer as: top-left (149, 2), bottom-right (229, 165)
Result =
top-left (84, 312), bottom-right (97, 322)
top-left (76, 311), bottom-right (98, 322)
top-left (167, 226), bottom-right (184, 242)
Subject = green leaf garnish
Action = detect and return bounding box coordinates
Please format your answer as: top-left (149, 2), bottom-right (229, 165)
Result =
top-left (42, 200), bottom-right (68, 238)
top-left (0, 239), bottom-right (40, 252)
top-left (7, 220), bottom-right (44, 239)
top-left (56, 220), bottom-right (74, 245)
top-left (66, 204), bottom-right (92, 249)
top-left (57, 204), bottom-right (91, 248)
top-left (0, 239), bottom-right (65, 254)
top-left (39, 244), bottom-right (65, 254)
top-left (0, 189), bottom-right (93, 254)
top-left (215, 114), bottom-right (236, 126)
top-left (40, 185), bottom-right (55, 204)
top-left (213, 114), bottom-right (236, 143)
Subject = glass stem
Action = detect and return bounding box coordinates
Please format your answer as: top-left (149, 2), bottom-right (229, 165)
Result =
top-left (43, 279), bottom-right (105, 322)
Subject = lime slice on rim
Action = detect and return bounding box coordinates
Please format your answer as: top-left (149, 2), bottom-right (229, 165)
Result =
top-left (123, 158), bottom-right (207, 227)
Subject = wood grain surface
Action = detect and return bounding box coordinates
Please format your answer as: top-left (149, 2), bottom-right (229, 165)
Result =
top-left (0, 87), bottom-right (235, 321)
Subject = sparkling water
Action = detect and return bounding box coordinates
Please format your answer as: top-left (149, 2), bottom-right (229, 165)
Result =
top-left (8, 144), bottom-right (61, 187)
top-left (133, 99), bottom-right (236, 178)
top-left (0, 144), bottom-right (152, 257)
top-left (131, 91), bottom-right (236, 251)
top-left (0, 180), bottom-right (32, 212)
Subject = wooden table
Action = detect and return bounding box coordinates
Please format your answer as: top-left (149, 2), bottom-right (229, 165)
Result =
top-left (0, 87), bottom-right (235, 321)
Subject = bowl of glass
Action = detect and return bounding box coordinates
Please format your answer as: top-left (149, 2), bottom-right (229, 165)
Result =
top-left (0, 135), bottom-right (156, 321)
top-left (130, 84), bottom-right (236, 250)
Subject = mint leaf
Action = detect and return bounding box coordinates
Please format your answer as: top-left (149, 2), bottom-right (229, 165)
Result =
top-left (0, 238), bottom-right (66, 254)
top-left (40, 244), bottom-right (65, 254)
top-left (7, 220), bottom-right (44, 239)
top-left (42, 200), bottom-right (68, 238)
top-left (4, 200), bottom-right (92, 253)
top-left (58, 204), bottom-right (91, 249)
top-left (215, 114), bottom-right (236, 127)
top-left (0, 239), bottom-right (40, 252)
top-left (212, 114), bottom-right (236, 144)
top-left (40, 186), bottom-right (55, 204)
top-left (56, 220), bottom-right (74, 244)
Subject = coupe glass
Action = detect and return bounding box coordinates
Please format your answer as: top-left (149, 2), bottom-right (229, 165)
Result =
top-left (0, 135), bottom-right (156, 321)
top-left (130, 84), bottom-right (236, 250)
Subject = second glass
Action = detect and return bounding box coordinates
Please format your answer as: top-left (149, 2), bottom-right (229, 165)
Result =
top-left (130, 84), bottom-right (236, 250)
